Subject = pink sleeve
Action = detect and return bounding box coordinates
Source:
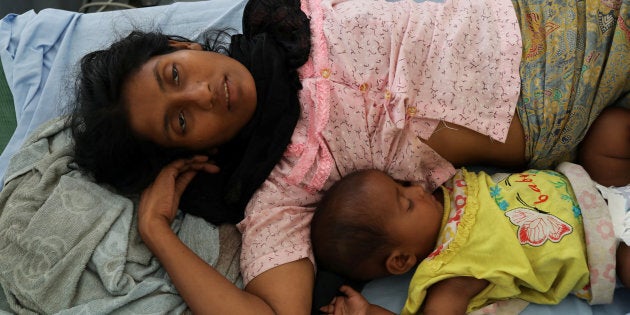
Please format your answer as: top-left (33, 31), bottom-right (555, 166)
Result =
top-left (236, 166), bottom-right (320, 285)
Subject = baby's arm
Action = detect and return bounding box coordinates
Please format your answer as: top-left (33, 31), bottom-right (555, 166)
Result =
top-left (422, 277), bottom-right (489, 315)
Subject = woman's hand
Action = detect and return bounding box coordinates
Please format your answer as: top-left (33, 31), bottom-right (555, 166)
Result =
top-left (137, 155), bottom-right (219, 239)
top-left (134, 156), bottom-right (279, 314)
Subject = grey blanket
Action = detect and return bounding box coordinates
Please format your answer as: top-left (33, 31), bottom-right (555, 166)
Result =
top-left (0, 117), bottom-right (242, 314)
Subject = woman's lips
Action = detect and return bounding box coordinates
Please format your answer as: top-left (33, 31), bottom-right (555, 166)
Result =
top-left (224, 78), bottom-right (231, 111)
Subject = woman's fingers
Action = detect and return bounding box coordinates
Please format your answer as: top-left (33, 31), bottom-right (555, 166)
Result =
top-left (174, 170), bottom-right (199, 197)
top-left (175, 156), bottom-right (220, 173)
top-left (191, 155), bottom-right (221, 173)
top-left (155, 158), bottom-right (195, 182)
top-left (139, 156), bottom-right (220, 222)
top-left (199, 162), bottom-right (220, 173)
top-left (158, 157), bottom-right (219, 178)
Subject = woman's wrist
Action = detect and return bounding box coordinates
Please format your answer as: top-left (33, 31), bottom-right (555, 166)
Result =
top-left (138, 215), bottom-right (174, 249)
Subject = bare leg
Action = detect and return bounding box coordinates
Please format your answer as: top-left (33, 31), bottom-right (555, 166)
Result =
top-left (578, 107), bottom-right (630, 187)
top-left (617, 243), bottom-right (630, 288)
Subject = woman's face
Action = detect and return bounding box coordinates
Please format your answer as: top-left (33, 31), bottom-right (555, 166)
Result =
top-left (123, 43), bottom-right (257, 151)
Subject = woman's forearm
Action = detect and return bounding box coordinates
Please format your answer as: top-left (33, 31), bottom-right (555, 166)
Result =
top-left (140, 219), bottom-right (275, 315)
top-left (135, 159), bottom-right (313, 314)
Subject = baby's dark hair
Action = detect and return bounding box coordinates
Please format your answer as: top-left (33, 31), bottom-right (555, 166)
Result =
top-left (311, 169), bottom-right (397, 281)
top-left (68, 30), bottom-right (230, 193)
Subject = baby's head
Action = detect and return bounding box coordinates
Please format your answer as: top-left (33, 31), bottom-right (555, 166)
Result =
top-left (311, 169), bottom-right (444, 281)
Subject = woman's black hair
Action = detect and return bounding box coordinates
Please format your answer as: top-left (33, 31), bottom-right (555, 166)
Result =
top-left (68, 30), bottom-right (231, 193)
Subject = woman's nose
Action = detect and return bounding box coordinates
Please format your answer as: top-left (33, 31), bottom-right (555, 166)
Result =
top-left (184, 81), bottom-right (215, 110)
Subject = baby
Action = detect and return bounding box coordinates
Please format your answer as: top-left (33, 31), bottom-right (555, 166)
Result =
top-left (311, 167), bottom-right (630, 315)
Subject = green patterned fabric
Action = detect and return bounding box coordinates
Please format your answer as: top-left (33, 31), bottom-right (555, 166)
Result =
top-left (513, 0), bottom-right (630, 169)
top-left (0, 59), bottom-right (16, 155)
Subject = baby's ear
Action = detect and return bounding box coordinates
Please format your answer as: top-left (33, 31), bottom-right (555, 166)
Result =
top-left (385, 250), bottom-right (417, 275)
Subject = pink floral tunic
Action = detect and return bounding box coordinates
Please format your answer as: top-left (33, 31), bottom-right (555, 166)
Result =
top-left (237, 0), bottom-right (522, 284)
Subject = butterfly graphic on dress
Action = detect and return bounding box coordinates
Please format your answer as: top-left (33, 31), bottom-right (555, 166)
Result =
top-left (504, 194), bottom-right (573, 246)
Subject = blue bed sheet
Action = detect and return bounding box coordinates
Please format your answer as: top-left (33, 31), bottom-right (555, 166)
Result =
top-left (363, 269), bottom-right (630, 314)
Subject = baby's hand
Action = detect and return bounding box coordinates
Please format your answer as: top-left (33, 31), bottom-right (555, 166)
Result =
top-left (319, 285), bottom-right (370, 315)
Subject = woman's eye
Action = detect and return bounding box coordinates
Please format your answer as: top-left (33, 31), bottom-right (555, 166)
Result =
top-left (178, 111), bottom-right (186, 132)
top-left (172, 65), bottom-right (180, 85)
